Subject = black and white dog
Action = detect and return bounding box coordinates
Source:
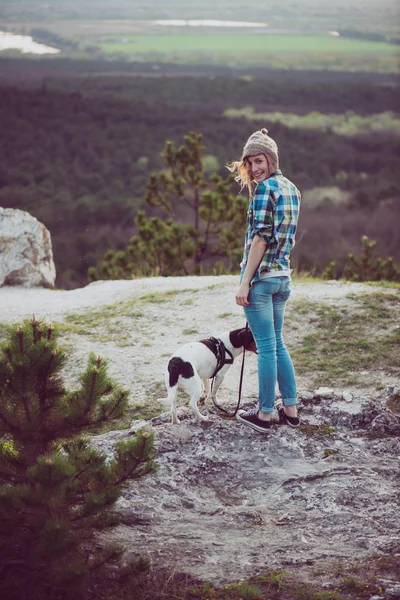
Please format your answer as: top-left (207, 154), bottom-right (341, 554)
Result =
top-left (158, 327), bottom-right (256, 424)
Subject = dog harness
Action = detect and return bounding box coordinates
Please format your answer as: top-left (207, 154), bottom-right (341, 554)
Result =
top-left (199, 337), bottom-right (234, 378)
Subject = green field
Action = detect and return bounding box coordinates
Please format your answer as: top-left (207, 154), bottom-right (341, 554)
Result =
top-left (101, 34), bottom-right (398, 55)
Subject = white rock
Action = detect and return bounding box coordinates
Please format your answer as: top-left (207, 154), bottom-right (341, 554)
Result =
top-left (342, 391), bottom-right (353, 403)
top-left (0, 207), bottom-right (55, 288)
top-left (314, 387), bottom-right (334, 398)
top-left (115, 497), bottom-right (131, 510)
top-left (300, 391), bottom-right (314, 401)
top-left (129, 419), bottom-right (152, 433)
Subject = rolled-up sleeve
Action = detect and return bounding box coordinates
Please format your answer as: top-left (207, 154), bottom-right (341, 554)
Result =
top-left (252, 182), bottom-right (275, 245)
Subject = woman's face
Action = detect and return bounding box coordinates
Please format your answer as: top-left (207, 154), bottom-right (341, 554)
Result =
top-left (247, 154), bottom-right (269, 183)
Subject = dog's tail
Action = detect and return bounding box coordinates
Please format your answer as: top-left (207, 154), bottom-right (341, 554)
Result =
top-left (157, 357), bottom-right (194, 406)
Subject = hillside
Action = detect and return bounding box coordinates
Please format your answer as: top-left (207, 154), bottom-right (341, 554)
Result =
top-left (0, 275), bottom-right (399, 597)
top-left (1, 275), bottom-right (399, 398)
top-left (0, 76), bottom-right (399, 288)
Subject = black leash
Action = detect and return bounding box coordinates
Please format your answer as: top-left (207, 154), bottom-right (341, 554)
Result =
top-left (209, 323), bottom-right (249, 419)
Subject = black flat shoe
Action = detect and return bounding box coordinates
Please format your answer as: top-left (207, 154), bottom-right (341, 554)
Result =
top-left (236, 409), bottom-right (274, 433)
top-left (277, 406), bottom-right (300, 428)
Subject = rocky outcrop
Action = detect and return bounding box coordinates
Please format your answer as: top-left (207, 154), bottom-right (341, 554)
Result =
top-left (0, 207), bottom-right (56, 288)
top-left (91, 387), bottom-right (400, 588)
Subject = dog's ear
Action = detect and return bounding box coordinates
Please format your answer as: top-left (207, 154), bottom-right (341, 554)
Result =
top-left (229, 327), bottom-right (247, 348)
top-left (230, 327), bottom-right (257, 352)
top-left (242, 328), bottom-right (257, 353)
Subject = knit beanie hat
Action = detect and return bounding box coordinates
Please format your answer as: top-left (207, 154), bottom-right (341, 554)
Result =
top-left (241, 128), bottom-right (279, 176)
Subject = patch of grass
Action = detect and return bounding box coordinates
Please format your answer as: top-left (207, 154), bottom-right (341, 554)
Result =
top-left (339, 576), bottom-right (371, 594)
top-left (130, 403), bottom-right (163, 422)
top-left (101, 34), bottom-right (398, 56)
top-left (205, 282), bottom-right (232, 290)
top-left (218, 312), bottom-right (234, 318)
top-left (140, 288), bottom-right (200, 303)
top-left (290, 292), bottom-right (400, 387)
top-left (59, 320), bottom-right (97, 336)
top-left (182, 327), bottom-right (199, 335)
top-left (60, 300), bottom-right (144, 338)
top-left (255, 570), bottom-right (286, 589)
top-left (140, 291), bottom-right (177, 303)
top-left (224, 109), bottom-right (400, 137)
top-left (291, 298), bottom-right (313, 315)
top-left (356, 292), bottom-right (398, 319)
top-left (300, 424), bottom-right (336, 437)
top-left (115, 336), bottom-right (132, 347)
top-left (387, 326), bottom-right (400, 344)
top-left (323, 448), bottom-right (339, 458)
top-left (291, 272), bottom-right (325, 283)
top-left (234, 583), bottom-right (263, 599)
top-left (367, 552), bottom-right (400, 574)
top-left (365, 280), bottom-right (400, 290)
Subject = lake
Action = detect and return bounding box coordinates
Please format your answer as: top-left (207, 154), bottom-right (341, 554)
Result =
top-left (153, 20), bottom-right (268, 28)
top-left (0, 31), bottom-right (60, 54)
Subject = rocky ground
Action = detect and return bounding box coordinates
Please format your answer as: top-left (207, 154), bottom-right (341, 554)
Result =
top-left (1, 276), bottom-right (399, 597)
top-left (92, 388), bottom-right (400, 596)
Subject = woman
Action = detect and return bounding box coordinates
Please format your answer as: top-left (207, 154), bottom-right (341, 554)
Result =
top-left (228, 128), bottom-right (301, 433)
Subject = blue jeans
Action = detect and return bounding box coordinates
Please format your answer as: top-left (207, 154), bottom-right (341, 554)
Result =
top-left (244, 277), bottom-right (297, 414)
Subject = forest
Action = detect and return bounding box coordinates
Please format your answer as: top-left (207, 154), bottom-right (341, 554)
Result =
top-left (0, 64), bottom-right (399, 288)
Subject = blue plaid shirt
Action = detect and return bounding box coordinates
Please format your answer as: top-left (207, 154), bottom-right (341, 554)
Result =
top-left (240, 169), bottom-right (301, 284)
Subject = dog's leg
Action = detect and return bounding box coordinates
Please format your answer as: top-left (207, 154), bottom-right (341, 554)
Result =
top-left (211, 373), bottom-right (226, 408)
top-left (158, 374), bottom-right (180, 424)
top-left (201, 378), bottom-right (211, 404)
top-left (169, 385), bottom-right (180, 424)
top-left (184, 374), bottom-right (209, 422)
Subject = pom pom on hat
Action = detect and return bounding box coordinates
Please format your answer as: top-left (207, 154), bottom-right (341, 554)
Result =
top-left (241, 128), bottom-right (279, 176)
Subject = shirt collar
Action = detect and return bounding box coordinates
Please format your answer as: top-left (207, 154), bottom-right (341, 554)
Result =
top-left (269, 169), bottom-right (282, 177)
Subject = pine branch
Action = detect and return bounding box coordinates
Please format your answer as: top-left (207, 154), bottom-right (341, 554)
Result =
top-left (112, 433), bottom-right (156, 485)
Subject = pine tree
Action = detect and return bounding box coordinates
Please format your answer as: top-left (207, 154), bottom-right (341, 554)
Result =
top-left (322, 236), bottom-right (400, 282)
top-left (0, 316), bottom-right (156, 600)
top-left (343, 235), bottom-right (400, 282)
top-left (88, 132), bottom-right (248, 281)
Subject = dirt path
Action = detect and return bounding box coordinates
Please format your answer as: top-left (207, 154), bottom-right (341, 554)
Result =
top-left (1, 276), bottom-right (398, 402)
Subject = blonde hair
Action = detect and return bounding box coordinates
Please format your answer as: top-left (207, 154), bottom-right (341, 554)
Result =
top-left (226, 158), bottom-right (254, 197)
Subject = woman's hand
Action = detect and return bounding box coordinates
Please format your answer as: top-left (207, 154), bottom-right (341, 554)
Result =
top-left (236, 234), bottom-right (266, 307)
top-left (236, 282), bottom-right (250, 306)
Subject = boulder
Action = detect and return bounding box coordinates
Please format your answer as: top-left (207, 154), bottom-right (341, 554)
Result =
top-left (0, 207), bottom-right (56, 288)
